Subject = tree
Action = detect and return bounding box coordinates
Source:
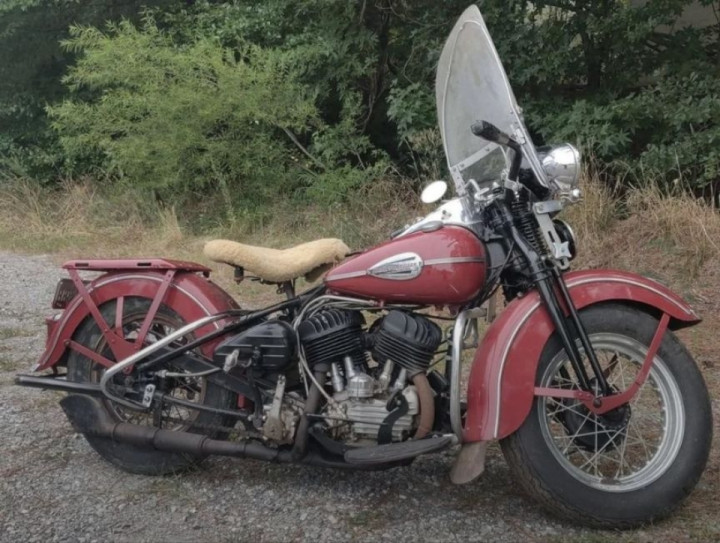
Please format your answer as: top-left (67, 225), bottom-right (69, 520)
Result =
top-left (49, 19), bottom-right (319, 207)
top-left (0, 0), bottom-right (179, 179)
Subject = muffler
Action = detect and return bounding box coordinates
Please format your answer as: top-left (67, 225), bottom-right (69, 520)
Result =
top-left (60, 394), bottom-right (291, 463)
top-left (59, 395), bottom-right (452, 470)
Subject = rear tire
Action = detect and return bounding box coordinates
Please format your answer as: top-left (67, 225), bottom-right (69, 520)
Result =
top-left (67, 297), bottom-right (234, 476)
top-left (501, 303), bottom-right (712, 528)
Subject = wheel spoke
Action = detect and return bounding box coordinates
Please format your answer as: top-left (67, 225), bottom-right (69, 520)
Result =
top-left (538, 332), bottom-right (682, 492)
top-left (561, 408), bottom-right (595, 455)
top-left (577, 427), bottom-right (625, 472)
top-left (89, 309), bottom-right (208, 431)
top-left (547, 399), bottom-right (588, 419)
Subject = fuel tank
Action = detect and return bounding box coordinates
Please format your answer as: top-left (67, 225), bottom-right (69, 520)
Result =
top-left (325, 225), bottom-right (487, 305)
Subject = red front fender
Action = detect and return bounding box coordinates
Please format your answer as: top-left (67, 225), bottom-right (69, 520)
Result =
top-left (36, 260), bottom-right (239, 371)
top-left (464, 269), bottom-right (700, 443)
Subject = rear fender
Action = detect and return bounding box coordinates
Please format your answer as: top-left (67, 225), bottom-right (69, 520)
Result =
top-left (464, 269), bottom-right (700, 443)
top-left (36, 260), bottom-right (238, 371)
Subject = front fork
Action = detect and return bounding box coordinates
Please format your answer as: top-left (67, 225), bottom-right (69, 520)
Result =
top-left (496, 200), bottom-right (612, 399)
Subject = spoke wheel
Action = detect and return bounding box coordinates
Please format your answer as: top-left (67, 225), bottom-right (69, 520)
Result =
top-left (501, 303), bottom-right (712, 529)
top-left (539, 334), bottom-right (684, 493)
top-left (89, 310), bottom-right (207, 430)
top-left (67, 296), bottom-right (234, 475)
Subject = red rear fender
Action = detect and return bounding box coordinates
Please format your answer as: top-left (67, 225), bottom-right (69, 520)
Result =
top-left (36, 264), bottom-right (238, 371)
top-left (464, 269), bottom-right (700, 443)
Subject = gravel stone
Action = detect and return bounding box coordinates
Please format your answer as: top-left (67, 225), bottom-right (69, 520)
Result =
top-left (0, 251), bottom-right (637, 541)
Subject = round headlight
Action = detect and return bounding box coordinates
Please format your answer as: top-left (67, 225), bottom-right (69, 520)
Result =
top-left (542, 144), bottom-right (581, 192)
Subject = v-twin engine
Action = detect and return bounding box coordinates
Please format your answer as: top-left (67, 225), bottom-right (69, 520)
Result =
top-left (299, 309), bottom-right (441, 443)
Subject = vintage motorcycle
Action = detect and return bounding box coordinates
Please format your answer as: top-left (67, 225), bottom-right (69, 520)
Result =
top-left (16, 6), bottom-right (712, 528)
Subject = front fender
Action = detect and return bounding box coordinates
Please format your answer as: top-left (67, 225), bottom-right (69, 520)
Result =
top-left (464, 269), bottom-right (700, 443)
top-left (35, 271), bottom-right (239, 371)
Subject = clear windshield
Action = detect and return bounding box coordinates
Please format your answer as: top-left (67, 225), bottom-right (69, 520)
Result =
top-left (436, 5), bottom-right (547, 196)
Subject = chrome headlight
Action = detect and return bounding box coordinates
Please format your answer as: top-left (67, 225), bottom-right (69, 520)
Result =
top-left (542, 144), bottom-right (581, 192)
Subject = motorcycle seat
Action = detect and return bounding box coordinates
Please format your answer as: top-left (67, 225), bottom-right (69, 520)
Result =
top-left (203, 238), bottom-right (350, 283)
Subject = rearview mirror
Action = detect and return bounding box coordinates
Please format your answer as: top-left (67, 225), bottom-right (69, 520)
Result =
top-left (420, 180), bottom-right (448, 204)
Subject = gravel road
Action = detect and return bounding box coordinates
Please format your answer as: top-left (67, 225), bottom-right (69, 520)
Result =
top-left (0, 251), bottom-right (712, 542)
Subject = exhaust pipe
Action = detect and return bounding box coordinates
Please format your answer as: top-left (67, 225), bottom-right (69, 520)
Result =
top-left (59, 395), bottom-right (447, 471)
top-left (60, 395), bottom-right (291, 463)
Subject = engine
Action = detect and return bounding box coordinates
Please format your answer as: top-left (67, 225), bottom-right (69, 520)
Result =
top-left (298, 309), bottom-right (441, 443)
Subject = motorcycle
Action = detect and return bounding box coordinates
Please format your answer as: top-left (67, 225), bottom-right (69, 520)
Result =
top-left (15, 5), bottom-right (712, 529)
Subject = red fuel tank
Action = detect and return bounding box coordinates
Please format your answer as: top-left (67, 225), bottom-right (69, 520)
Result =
top-left (325, 225), bottom-right (487, 305)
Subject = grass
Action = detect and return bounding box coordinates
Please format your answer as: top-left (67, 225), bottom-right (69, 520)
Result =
top-left (0, 174), bottom-right (719, 539)
top-left (0, 176), bottom-right (420, 258)
top-left (0, 177), bottom-right (422, 300)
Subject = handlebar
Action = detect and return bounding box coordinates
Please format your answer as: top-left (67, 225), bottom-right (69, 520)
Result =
top-left (470, 121), bottom-right (515, 148)
top-left (471, 120), bottom-right (522, 182)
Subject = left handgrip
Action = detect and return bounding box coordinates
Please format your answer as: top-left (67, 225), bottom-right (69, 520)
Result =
top-left (471, 120), bottom-right (522, 182)
top-left (471, 120), bottom-right (516, 148)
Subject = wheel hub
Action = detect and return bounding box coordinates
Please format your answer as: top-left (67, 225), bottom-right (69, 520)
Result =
top-left (560, 385), bottom-right (631, 452)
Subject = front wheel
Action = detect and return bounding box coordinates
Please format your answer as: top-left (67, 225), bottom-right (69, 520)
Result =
top-left (501, 303), bottom-right (712, 528)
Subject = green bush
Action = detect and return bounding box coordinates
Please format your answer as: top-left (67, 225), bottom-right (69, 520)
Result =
top-left (49, 19), bottom-right (319, 206)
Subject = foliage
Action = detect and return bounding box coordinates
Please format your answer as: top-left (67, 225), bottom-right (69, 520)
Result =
top-left (2, 0), bottom-right (720, 198)
top-left (49, 19), bottom-right (320, 207)
top-left (535, 70), bottom-right (720, 188)
top-left (502, 0), bottom-right (720, 190)
top-left (0, 0), bottom-right (180, 180)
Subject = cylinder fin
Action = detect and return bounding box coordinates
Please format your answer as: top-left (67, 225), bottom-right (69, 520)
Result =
top-left (372, 311), bottom-right (442, 376)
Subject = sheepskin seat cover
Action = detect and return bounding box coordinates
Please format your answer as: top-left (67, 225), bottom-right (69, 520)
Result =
top-left (204, 238), bottom-right (350, 283)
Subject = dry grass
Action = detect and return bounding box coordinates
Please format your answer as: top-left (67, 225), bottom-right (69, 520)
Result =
top-left (560, 169), bottom-right (620, 250)
top-left (3, 174), bottom-right (720, 283)
top-left (0, 177), bottom-right (421, 256)
top-left (0, 178), bottom-right (187, 256)
top-left (0, 177), bottom-right (422, 304)
top-left (561, 172), bottom-right (720, 284)
top-left (626, 182), bottom-right (720, 274)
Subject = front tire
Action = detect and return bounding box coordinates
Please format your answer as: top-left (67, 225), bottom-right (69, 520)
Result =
top-left (501, 303), bottom-right (712, 528)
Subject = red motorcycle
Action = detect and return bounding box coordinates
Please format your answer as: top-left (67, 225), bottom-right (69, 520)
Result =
top-left (17, 6), bottom-right (711, 528)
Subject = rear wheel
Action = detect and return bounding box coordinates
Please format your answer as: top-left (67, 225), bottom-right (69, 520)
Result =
top-left (501, 304), bottom-right (712, 528)
top-left (67, 296), bottom-right (234, 475)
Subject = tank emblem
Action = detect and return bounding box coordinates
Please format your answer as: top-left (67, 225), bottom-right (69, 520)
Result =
top-left (367, 252), bottom-right (424, 280)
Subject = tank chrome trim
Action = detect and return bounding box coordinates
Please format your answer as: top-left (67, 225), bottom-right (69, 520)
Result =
top-left (326, 256), bottom-right (484, 283)
top-left (368, 252), bottom-right (424, 280)
top-left (425, 257), bottom-right (485, 266)
top-left (324, 270), bottom-right (366, 281)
